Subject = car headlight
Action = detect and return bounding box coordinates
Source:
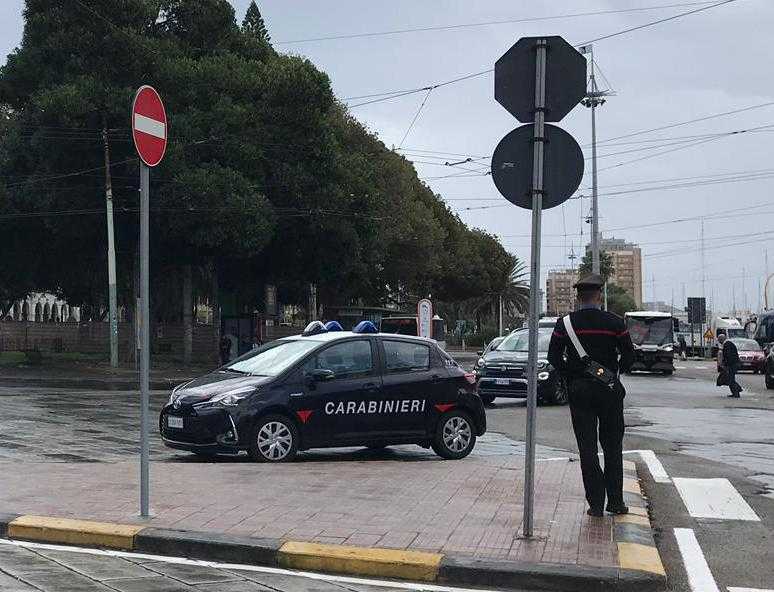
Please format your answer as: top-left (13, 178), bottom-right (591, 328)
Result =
top-left (167, 381), bottom-right (191, 406)
top-left (537, 371), bottom-right (550, 381)
top-left (194, 386), bottom-right (255, 408)
top-left (537, 359), bottom-right (548, 369)
top-left (476, 358), bottom-right (486, 369)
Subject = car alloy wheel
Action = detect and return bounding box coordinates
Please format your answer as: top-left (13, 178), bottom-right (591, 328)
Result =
top-left (250, 415), bottom-right (299, 462)
top-left (432, 411), bottom-right (476, 460)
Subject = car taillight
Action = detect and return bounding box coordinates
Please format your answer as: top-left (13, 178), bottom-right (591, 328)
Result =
top-left (464, 372), bottom-right (477, 385)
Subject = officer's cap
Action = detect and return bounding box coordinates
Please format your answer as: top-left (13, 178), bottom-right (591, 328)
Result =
top-left (574, 273), bottom-right (604, 290)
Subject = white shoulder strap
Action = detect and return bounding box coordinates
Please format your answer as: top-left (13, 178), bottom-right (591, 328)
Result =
top-left (563, 315), bottom-right (588, 359)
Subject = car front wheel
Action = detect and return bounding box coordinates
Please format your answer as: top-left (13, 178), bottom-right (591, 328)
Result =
top-left (249, 415), bottom-right (299, 463)
top-left (432, 411), bottom-right (476, 460)
top-left (766, 371), bottom-right (774, 390)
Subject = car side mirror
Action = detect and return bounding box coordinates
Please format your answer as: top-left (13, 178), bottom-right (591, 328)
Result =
top-left (477, 350), bottom-right (483, 356)
top-left (306, 368), bottom-right (335, 385)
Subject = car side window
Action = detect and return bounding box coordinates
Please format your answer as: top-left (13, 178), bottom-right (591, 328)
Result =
top-left (383, 340), bottom-right (430, 373)
top-left (305, 340), bottom-right (373, 379)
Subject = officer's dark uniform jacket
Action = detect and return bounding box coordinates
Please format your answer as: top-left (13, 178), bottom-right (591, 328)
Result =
top-left (547, 308), bottom-right (634, 379)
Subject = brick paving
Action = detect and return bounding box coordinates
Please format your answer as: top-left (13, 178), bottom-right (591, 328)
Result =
top-left (0, 451), bottom-right (619, 567)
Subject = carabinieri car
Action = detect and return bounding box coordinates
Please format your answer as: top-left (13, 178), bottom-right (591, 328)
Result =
top-left (160, 321), bottom-right (486, 462)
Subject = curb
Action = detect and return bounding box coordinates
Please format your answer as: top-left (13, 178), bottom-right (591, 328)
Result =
top-left (0, 376), bottom-right (184, 391)
top-left (0, 464), bottom-right (666, 591)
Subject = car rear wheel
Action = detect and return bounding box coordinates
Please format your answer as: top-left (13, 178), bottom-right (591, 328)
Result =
top-left (249, 415), bottom-right (299, 463)
top-left (432, 411), bottom-right (476, 460)
top-left (766, 372), bottom-right (774, 390)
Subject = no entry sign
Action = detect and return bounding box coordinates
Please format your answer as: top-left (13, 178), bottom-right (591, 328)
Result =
top-left (131, 86), bottom-right (167, 167)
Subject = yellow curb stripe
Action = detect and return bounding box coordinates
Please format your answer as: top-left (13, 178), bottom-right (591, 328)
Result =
top-left (623, 478), bottom-right (641, 494)
top-left (615, 513), bottom-right (650, 526)
top-left (278, 541), bottom-right (441, 582)
top-left (617, 542), bottom-right (666, 576)
top-left (8, 516), bottom-right (144, 550)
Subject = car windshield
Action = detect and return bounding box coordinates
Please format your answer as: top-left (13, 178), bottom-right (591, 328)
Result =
top-left (497, 330), bottom-right (552, 352)
top-left (731, 338), bottom-right (760, 351)
top-left (224, 339), bottom-right (320, 376)
top-left (626, 317), bottom-right (673, 346)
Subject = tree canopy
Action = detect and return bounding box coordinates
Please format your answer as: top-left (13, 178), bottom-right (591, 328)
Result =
top-left (0, 0), bottom-right (521, 321)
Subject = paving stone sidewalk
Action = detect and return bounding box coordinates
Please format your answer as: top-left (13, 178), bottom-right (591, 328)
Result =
top-left (0, 449), bottom-right (620, 568)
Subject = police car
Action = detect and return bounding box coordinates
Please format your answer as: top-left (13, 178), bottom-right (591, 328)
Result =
top-left (160, 321), bottom-right (486, 462)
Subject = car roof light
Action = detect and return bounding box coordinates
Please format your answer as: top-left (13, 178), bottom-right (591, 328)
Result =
top-left (302, 320), bottom-right (328, 336)
top-left (352, 320), bottom-right (378, 334)
top-left (324, 320), bottom-right (343, 332)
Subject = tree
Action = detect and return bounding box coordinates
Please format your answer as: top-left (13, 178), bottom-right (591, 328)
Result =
top-left (578, 250), bottom-right (614, 283)
top-left (242, 1), bottom-right (271, 45)
top-left (607, 283), bottom-right (637, 317)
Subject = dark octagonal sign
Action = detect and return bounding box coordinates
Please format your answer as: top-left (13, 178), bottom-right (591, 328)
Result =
top-left (491, 123), bottom-right (584, 210)
top-left (495, 36), bottom-right (586, 123)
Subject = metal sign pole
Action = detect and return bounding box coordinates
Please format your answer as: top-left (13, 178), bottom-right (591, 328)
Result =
top-left (139, 163), bottom-right (151, 517)
top-left (523, 38), bottom-right (547, 539)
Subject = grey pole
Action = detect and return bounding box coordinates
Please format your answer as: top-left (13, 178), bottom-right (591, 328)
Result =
top-left (139, 163), bottom-right (151, 517)
top-left (103, 129), bottom-right (119, 368)
top-left (523, 38), bottom-right (547, 539)
top-left (499, 294), bottom-right (503, 337)
top-left (590, 48), bottom-right (600, 276)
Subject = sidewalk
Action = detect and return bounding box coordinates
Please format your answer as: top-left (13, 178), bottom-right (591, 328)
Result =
top-left (0, 448), bottom-right (665, 589)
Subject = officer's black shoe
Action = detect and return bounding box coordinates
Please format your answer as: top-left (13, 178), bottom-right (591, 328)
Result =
top-left (587, 507), bottom-right (604, 517)
top-left (606, 504), bottom-right (629, 515)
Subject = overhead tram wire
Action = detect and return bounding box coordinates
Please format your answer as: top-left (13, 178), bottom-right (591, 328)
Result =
top-left (277, 2), bottom-right (718, 44)
top-left (398, 88), bottom-right (434, 149)
top-left (342, 1), bottom-right (736, 109)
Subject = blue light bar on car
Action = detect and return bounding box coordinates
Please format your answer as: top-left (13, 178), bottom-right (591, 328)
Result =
top-left (302, 320), bottom-right (328, 336)
top-left (324, 321), bottom-right (343, 331)
top-left (352, 320), bottom-right (378, 334)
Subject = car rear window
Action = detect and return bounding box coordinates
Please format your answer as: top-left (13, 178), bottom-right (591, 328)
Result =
top-left (383, 340), bottom-right (430, 372)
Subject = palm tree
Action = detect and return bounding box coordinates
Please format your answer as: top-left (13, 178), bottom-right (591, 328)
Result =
top-left (473, 259), bottom-right (530, 326)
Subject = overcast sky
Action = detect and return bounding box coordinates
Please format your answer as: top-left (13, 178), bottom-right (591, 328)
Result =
top-left (2, 1), bottom-right (772, 314)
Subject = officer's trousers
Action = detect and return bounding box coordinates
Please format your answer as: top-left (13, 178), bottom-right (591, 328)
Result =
top-left (568, 378), bottom-right (625, 510)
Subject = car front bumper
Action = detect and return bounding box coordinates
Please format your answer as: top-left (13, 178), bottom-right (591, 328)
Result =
top-left (477, 374), bottom-right (557, 399)
top-left (159, 405), bottom-right (244, 453)
top-left (631, 350), bottom-right (673, 371)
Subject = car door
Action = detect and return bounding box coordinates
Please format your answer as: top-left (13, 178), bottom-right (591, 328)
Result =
top-left (378, 338), bottom-right (439, 438)
top-left (295, 338), bottom-right (381, 444)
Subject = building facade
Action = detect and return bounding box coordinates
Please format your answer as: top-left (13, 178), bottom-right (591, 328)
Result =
top-left (546, 269), bottom-right (579, 316)
top-left (588, 237), bottom-right (643, 307)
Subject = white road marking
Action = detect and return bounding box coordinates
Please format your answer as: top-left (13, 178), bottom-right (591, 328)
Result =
top-left (133, 113), bottom-right (166, 139)
top-left (674, 478), bottom-right (760, 521)
top-left (0, 538), bottom-right (488, 592)
top-left (674, 528), bottom-right (720, 592)
top-left (728, 588), bottom-right (774, 592)
top-left (638, 450), bottom-right (671, 483)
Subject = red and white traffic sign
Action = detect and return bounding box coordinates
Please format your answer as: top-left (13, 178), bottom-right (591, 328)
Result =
top-left (131, 86), bottom-right (167, 167)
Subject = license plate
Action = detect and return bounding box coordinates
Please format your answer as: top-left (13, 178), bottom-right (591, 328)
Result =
top-left (495, 378), bottom-right (510, 385)
top-left (167, 416), bottom-right (183, 429)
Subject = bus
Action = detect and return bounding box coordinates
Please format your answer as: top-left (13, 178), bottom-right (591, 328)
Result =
top-left (624, 311), bottom-right (675, 375)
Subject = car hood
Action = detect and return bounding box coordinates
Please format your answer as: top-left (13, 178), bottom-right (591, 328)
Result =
top-left (483, 350), bottom-right (548, 364)
top-left (172, 372), bottom-right (274, 404)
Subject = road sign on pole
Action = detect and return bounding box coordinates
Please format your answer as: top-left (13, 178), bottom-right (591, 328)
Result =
top-left (493, 36), bottom-right (585, 538)
top-left (417, 299), bottom-right (433, 339)
top-left (491, 123), bottom-right (584, 209)
top-left (131, 85), bottom-right (168, 518)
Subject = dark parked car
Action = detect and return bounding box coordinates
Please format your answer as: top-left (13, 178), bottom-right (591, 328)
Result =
top-left (160, 324), bottom-right (486, 462)
top-left (475, 328), bottom-right (568, 406)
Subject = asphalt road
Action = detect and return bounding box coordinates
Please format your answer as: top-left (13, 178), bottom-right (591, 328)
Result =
top-left (1, 358), bottom-right (773, 591)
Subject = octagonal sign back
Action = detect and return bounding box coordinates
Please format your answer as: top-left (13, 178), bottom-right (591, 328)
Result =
top-left (495, 36), bottom-right (586, 123)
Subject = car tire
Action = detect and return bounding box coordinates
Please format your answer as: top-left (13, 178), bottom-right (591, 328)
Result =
top-left (248, 415), bottom-right (299, 463)
top-left (766, 373), bottom-right (774, 390)
top-left (479, 393), bottom-right (496, 405)
top-left (432, 410), bottom-right (476, 460)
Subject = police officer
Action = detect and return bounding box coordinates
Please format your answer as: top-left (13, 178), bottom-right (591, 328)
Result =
top-left (547, 274), bottom-right (635, 517)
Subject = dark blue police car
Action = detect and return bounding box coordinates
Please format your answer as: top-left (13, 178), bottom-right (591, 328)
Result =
top-left (160, 321), bottom-right (486, 462)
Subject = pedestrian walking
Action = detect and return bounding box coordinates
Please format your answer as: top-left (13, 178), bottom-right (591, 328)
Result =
top-left (548, 274), bottom-right (635, 517)
top-left (678, 335), bottom-right (687, 360)
top-left (717, 333), bottom-right (742, 398)
top-left (219, 334), bottom-right (231, 365)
